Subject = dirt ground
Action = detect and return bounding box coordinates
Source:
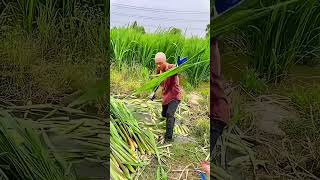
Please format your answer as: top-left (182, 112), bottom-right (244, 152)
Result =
top-left (212, 63), bottom-right (320, 179)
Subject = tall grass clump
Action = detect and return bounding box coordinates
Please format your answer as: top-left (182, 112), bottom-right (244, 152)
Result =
top-left (239, 0), bottom-right (320, 81)
top-left (0, 0), bottom-right (107, 102)
top-left (240, 68), bottom-right (267, 95)
top-left (110, 27), bottom-right (210, 87)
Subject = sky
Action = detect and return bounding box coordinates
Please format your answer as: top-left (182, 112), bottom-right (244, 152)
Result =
top-left (110, 0), bottom-right (210, 38)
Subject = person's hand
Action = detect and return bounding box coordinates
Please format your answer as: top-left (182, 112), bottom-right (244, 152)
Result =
top-left (149, 92), bottom-right (156, 101)
top-left (150, 74), bottom-right (160, 77)
top-left (200, 161), bottom-right (210, 176)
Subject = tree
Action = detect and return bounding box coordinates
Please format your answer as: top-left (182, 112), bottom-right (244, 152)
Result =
top-left (130, 21), bottom-right (145, 34)
top-left (169, 27), bottom-right (182, 35)
top-left (205, 24), bottom-right (210, 37)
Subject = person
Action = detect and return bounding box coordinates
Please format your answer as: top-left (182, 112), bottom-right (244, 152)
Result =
top-left (200, 37), bottom-right (231, 178)
top-left (202, 0), bottom-right (242, 176)
top-left (150, 52), bottom-right (182, 142)
top-left (210, 0), bottom-right (241, 167)
top-left (210, 37), bottom-right (230, 154)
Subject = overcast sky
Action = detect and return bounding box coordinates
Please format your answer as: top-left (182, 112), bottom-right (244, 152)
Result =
top-left (110, 0), bottom-right (210, 38)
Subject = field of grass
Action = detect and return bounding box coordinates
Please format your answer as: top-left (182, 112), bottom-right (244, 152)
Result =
top-left (0, 0), bottom-right (108, 179)
top-left (222, 0), bottom-right (320, 81)
top-left (0, 0), bottom-right (107, 103)
top-left (211, 0), bottom-right (320, 179)
top-left (110, 27), bottom-right (210, 87)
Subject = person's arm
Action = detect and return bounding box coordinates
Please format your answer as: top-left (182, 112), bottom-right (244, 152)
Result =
top-left (211, 37), bottom-right (229, 122)
top-left (156, 66), bottom-right (160, 74)
top-left (150, 65), bottom-right (165, 100)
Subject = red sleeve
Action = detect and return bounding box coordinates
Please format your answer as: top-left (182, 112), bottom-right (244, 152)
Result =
top-left (210, 39), bottom-right (230, 124)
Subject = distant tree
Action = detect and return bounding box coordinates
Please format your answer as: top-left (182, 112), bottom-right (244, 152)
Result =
top-left (169, 27), bottom-right (182, 35)
top-left (205, 24), bottom-right (210, 37)
top-left (130, 21), bottom-right (145, 34)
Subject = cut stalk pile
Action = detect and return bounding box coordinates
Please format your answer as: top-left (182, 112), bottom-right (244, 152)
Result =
top-left (123, 97), bottom-right (192, 137)
top-left (0, 116), bottom-right (76, 180)
top-left (110, 97), bottom-right (163, 180)
top-left (0, 100), bottom-right (108, 179)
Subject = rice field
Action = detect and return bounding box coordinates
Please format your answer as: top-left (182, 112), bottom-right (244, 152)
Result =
top-left (110, 27), bottom-right (210, 87)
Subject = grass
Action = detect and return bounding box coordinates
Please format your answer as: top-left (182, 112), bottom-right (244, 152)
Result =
top-left (0, 1), bottom-right (106, 103)
top-left (111, 64), bottom-right (150, 96)
top-left (191, 118), bottom-right (210, 146)
top-left (192, 82), bottom-right (210, 99)
top-left (239, 0), bottom-right (320, 81)
top-left (211, 0), bottom-right (320, 82)
top-left (279, 85), bottom-right (320, 177)
top-left (110, 27), bottom-right (210, 87)
top-left (222, 80), bottom-right (320, 178)
top-left (230, 90), bottom-right (255, 129)
top-left (0, 1), bottom-right (108, 179)
top-left (170, 142), bottom-right (205, 164)
top-left (279, 85), bottom-right (320, 138)
top-left (142, 143), bottom-right (205, 180)
top-left (240, 68), bottom-right (267, 95)
top-left (289, 85), bottom-right (320, 113)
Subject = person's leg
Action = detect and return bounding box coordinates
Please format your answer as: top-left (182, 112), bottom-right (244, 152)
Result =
top-left (211, 119), bottom-right (227, 153)
top-left (162, 104), bottom-right (168, 118)
top-left (165, 100), bottom-right (180, 140)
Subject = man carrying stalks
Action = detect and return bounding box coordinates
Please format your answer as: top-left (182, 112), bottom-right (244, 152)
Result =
top-left (150, 52), bottom-right (182, 142)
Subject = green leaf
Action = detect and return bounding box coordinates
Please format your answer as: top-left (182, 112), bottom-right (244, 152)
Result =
top-left (211, 0), bottom-right (299, 36)
top-left (134, 49), bottom-right (208, 94)
top-left (68, 79), bottom-right (107, 108)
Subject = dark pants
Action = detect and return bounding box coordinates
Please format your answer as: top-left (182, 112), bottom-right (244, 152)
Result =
top-left (161, 100), bottom-right (180, 140)
top-left (210, 119), bottom-right (226, 155)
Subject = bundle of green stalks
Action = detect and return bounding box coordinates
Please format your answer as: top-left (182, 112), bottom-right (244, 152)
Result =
top-left (134, 52), bottom-right (209, 94)
top-left (0, 115), bottom-right (75, 180)
top-left (0, 99), bottom-right (107, 179)
top-left (110, 97), bottom-right (163, 179)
